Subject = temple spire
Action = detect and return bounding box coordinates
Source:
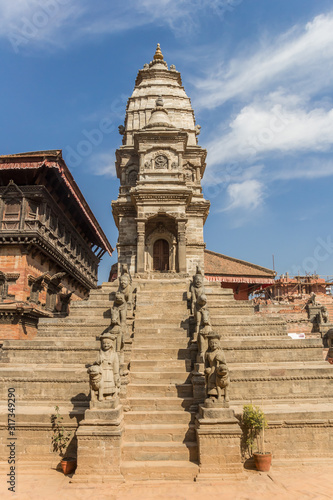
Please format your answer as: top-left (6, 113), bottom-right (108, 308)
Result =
top-left (154, 43), bottom-right (164, 61)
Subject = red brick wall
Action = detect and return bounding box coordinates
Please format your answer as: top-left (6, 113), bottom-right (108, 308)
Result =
top-left (0, 245), bottom-right (88, 306)
top-left (0, 321), bottom-right (37, 340)
top-left (221, 283), bottom-right (249, 300)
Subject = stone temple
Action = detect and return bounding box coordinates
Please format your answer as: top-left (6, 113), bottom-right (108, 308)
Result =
top-left (0, 45), bottom-right (332, 483)
top-left (112, 42), bottom-right (209, 278)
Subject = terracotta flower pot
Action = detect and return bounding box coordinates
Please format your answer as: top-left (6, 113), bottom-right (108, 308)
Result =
top-left (60, 457), bottom-right (77, 475)
top-left (253, 452), bottom-right (272, 472)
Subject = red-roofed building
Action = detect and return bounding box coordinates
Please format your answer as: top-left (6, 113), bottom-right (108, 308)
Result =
top-left (0, 150), bottom-right (113, 338)
top-left (204, 249), bottom-right (276, 300)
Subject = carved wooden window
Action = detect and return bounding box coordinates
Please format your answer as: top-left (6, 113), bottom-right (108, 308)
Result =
top-left (58, 223), bottom-right (65, 242)
top-left (2, 199), bottom-right (21, 229)
top-left (49, 212), bottom-right (57, 232)
top-left (64, 229), bottom-right (70, 246)
top-left (25, 200), bottom-right (40, 230)
top-left (26, 200), bottom-right (39, 219)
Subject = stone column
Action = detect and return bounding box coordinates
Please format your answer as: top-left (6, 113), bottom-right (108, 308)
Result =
top-left (136, 219), bottom-right (145, 273)
top-left (177, 220), bottom-right (187, 273)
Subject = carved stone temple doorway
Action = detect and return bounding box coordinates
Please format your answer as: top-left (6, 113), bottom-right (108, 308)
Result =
top-left (153, 239), bottom-right (169, 271)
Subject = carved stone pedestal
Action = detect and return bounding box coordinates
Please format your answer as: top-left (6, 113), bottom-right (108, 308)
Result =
top-left (195, 405), bottom-right (243, 481)
top-left (190, 362), bottom-right (206, 412)
top-left (73, 398), bottom-right (124, 483)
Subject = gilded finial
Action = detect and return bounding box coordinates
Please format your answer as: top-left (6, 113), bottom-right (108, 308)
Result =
top-left (154, 43), bottom-right (164, 61)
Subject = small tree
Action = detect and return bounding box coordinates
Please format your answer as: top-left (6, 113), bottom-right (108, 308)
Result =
top-left (51, 405), bottom-right (71, 458)
top-left (242, 404), bottom-right (268, 455)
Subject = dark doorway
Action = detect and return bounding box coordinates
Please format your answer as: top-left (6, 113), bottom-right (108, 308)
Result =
top-left (153, 239), bottom-right (169, 271)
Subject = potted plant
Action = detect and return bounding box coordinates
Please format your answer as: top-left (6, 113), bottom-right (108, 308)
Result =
top-left (242, 404), bottom-right (272, 472)
top-left (51, 405), bottom-right (76, 475)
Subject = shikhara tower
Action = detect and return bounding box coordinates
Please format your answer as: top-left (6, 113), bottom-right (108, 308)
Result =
top-left (112, 44), bottom-right (210, 277)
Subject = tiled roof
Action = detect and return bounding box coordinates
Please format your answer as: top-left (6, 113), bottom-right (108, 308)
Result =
top-left (205, 249), bottom-right (275, 278)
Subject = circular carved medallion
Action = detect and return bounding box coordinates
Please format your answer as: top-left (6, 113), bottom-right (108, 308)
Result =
top-left (155, 155), bottom-right (168, 169)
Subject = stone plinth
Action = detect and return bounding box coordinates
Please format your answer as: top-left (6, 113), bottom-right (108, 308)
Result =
top-left (190, 362), bottom-right (206, 411)
top-left (74, 398), bottom-right (124, 483)
top-left (195, 405), bottom-right (243, 480)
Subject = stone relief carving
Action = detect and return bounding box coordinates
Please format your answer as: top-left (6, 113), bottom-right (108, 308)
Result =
top-left (88, 332), bottom-right (120, 402)
top-left (185, 167), bottom-right (194, 182)
top-left (155, 154), bottom-right (168, 169)
top-left (204, 333), bottom-right (230, 407)
top-left (118, 125), bottom-right (125, 135)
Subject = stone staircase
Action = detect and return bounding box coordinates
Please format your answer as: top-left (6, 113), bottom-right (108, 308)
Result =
top-left (204, 282), bottom-right (333, 461)
top-left (0, 277), bottom-right (332, 475)
top-left (0, 281), bottom-right (132, 466)
top-left (120, 279), bottom-right (198, 480)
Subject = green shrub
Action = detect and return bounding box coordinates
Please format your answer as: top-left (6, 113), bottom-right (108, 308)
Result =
top-left (51, 405), bottom-right (71, 458)
top-left (242, 404), bottom-right (268, 455)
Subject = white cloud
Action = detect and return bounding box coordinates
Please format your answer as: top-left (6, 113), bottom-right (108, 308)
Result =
top-left (89, 151), bottom-right (117, 177)
top-left (0, 0), bottom-right (84, 51)
top-left (0, 0), bottom-right (237, 51)
top-left (206, 93), bottom-right (333, 168)
top-left (194, 12), bottom-right (333, 109)
top-left (272, 159), bottom-right (333, 181)
top-left (223, 179), bottom-right (265, 211)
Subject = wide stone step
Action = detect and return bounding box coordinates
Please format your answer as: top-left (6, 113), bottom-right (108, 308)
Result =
top-left (228, 362), bottom-right (333, 400)
top-left (214, 323), bottom-right (287, 337)
top-left (231, 401), bottom-right (333, 460)
top-left (221, 339), bottom-right (324, 363)
top-left (134, 326), bottom-right (189, 335)
top-left (124, 410), bottom-right (193, 425)
top-left (127, 397), bottom-right (193, 411)
top-left (122, 441), bottom-right (198, 462)
top-left (130, 371), bottom-right (191, 384)
top-left (124, 422), bottom-right (196, 442)
top-left (131, 347), bottom-right (190, 360)
top-left (232, 401), bottom-right (333, 422)
top-left (133, 338), bottom-right (189, 348)
top-left (135, 318), bottom-right (189, 327)
top-left (120, 460), bottom-right (199, 480)
top-left (0, 366), bottom-right (89, 401)
top-left (70, 300), bottom-right (114, 308)
top-left (0, 347), bottom-right (99, 365)
top-left (126, 383), bottom-right (193, 398)
top-left (130, 359), bottom-right (191, 372)
top-left (135, 306), bottom-right (188, 316)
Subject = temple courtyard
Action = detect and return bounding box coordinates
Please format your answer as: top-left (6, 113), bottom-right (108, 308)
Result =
top-left (1, 462), bottom-right (332, 500)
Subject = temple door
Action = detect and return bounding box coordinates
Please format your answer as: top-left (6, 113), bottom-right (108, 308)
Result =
top-left (153, 239), bottom-right (169, 271)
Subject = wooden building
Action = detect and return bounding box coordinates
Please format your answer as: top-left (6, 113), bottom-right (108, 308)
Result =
top-left (0, 150), bottom-right (113, 338)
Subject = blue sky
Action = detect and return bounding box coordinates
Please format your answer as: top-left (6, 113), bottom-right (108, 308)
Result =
top-left (1, 0), bottom-right (333, 283)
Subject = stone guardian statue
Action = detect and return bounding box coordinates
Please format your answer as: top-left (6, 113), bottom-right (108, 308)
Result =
top-left (204, 333), bottom-right (230, 407)
top-left (87, 332), bottom-right (120, 402)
